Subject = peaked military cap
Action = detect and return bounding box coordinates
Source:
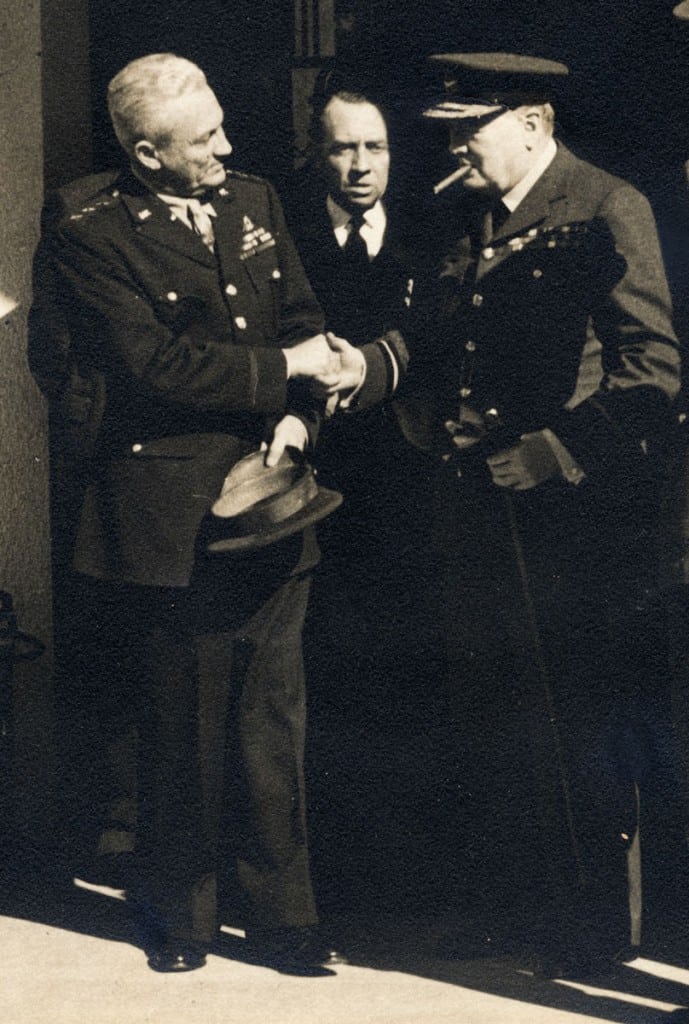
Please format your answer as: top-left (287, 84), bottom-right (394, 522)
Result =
top-left (422, 52), bottom-right (569, 127)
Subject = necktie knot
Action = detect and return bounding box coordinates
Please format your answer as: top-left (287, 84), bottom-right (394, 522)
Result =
top-left (491, 199), bottom-right (510, 234)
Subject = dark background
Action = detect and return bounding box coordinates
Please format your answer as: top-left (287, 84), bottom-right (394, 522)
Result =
top-left (87, 0), bottom-right (689, 332)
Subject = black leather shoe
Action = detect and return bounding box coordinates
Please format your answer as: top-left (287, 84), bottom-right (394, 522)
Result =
top-left (246, 927), bottom-right (345, 975)
top-left (147, 943), bottom-right (207, 973)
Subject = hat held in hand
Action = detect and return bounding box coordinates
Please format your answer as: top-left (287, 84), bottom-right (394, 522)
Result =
top-left (207, 447), bottom-right (342, 554)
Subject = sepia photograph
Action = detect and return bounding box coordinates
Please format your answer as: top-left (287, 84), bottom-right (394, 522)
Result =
top-left (4, 0), bottom-right (689, 1020)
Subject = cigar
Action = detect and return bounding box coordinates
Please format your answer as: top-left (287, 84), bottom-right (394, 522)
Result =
top-left (433, 165), bottom-right (470, 195)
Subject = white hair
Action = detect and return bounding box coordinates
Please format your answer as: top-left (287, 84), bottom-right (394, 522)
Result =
top-left (107, 53), bottom-right (208, 153)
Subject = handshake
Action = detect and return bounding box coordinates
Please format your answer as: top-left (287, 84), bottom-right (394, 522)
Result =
top-left (283, 332), bottom-right (365, 399)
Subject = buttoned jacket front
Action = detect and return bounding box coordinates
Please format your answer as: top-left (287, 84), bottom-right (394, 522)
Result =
top-left (410, 143), bottom-right (680, 478)
top-left (42, 169), bottom-right (324, 587)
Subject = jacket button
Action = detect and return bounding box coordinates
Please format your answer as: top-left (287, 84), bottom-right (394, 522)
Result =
top-left (166, 291), bottom-right (178, 302)
top-left (459, 386), bottom-right (472, 398)
top-left (482, 247), bottom-right (494, 260)
top-left (465, 340), bottom-right (476, 352)
top-left (225, 283), bottom-right (238, 296)
top-left (472, 293), bottom-right (483, 307)
top-left (533, 268), bottom-right (543, 279)
top-left (271, 269), bottom-right (281, 280)
top-left (235, 316), bottom-right (247, 329)
top-left (132, 443), bottom-right (143, 453)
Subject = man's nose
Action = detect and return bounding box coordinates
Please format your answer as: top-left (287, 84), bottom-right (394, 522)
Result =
top-left (351, 145), bottom-right (371, 173)
top-left (449, 137), bottom-right (468, 156)
top-left (215, 128), bottom-right (233, 157)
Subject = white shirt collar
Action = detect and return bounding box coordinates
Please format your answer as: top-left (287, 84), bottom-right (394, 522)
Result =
top-left (502, 137), bottom-right (558, 213)
top-left (156, 193), bottom-right (217, 232)
top-left (326, 195), bottom-right (387, 258)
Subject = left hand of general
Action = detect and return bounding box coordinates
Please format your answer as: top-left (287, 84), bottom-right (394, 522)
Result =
top-left (486, 430), bottom-right (559, 490)
top-left (262, 414), bottom-right (309, 467)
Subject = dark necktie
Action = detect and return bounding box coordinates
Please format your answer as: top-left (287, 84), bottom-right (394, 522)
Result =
top-left (491, 199), bottom-right (511, 235)
top-left (342, 211), bottom-right (370, 269)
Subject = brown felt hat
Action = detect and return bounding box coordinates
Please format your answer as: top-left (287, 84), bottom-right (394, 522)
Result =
top-left (207, 447), bottom-right (342, 554)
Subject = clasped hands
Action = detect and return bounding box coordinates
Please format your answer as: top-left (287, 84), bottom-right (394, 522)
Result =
top-left (445, 408), bottom-right (559, 491)
top-left (265, 333), bottom-right (365, 466)
top-left (283, 332), bottom-right (365, 397)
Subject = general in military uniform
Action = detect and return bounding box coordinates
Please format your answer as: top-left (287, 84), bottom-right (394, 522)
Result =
top-left (406, 53), bottom-right (680, 973)
top-left (29, 53), bottom-right (349, 974)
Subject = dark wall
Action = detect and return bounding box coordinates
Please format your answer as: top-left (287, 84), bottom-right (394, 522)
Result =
top-left (89, 0), bottom-right (295, 182)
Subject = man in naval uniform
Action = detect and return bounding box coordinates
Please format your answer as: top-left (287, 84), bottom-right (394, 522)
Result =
top-left (29, 52), bottom-right (351, 974)
top-left (407, 53), bottom-right (680, 973)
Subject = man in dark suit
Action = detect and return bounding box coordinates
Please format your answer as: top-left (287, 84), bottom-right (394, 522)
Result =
top-left (284, 82), bottom-right (437, 909)
top-left (29, 52), bottom-right (351, 974)
top-left (407, 53), bottom-right (681, 972)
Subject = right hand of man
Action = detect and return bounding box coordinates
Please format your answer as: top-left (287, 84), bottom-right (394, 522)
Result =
top-left (283, 333), bottom-right (341, 384)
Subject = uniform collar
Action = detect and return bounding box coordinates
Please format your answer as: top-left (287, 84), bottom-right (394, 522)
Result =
top-left (501, 136), bottom-right (557, 213)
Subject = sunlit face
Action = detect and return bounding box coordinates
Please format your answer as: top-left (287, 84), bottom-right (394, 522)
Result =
top-left (151, 86), bottom-right (232, 195)
top-left (447, 108), bottom-right (533, 196)
top-left (320, 97), bottom-right (390, 212)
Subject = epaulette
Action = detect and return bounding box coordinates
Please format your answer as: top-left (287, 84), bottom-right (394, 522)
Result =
top-left (68, 191), bottom-right (121, 221)
top-left (225, 169), bottom-right (267, 185)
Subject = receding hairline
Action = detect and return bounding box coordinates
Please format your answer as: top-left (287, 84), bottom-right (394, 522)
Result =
top-left (313, 91), bottom-right (388, 145)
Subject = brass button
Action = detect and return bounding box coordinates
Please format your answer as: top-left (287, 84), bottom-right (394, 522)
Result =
top-left (472, 293), bottom-right (483, 307)
top-left (225, 283), bottom-right (238, 296)
top-left (465, 340), bottom-right (476, 352)
top-left (271, 269), bottom-right (282, 280)
top-left (132, 443), bottom-right (143, 453)
top-left (235, 316), bottom-right (247, 330)
top-left (459, 386), bottom-right (472, 398)
top-left (166, 291), bottom-right (178, 302)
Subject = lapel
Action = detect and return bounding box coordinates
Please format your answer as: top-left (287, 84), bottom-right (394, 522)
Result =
top-left (307, 196), bottom-right (348, 262)
top-left (476, 144), bottom-right (574, 279)
top-left (119, 178), bottom-right (217, 268)
top-left (492, 143), bottom-right (573, 242)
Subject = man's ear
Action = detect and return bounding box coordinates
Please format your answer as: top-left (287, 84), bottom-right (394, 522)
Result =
top-left (521, 106), bottom-right (543, 133)
top-left (133, 139), bottom-right (162, 172)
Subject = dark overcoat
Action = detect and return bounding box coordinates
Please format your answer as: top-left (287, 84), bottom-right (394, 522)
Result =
top-left (407, 142), bottom-right (681, 934)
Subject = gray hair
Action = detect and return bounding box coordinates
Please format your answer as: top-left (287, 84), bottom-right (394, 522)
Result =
top-left (107, 53), bottom-right (208, 153)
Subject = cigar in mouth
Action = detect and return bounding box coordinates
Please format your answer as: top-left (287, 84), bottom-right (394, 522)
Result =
top-left (433, 165), bottom-right (470, 195)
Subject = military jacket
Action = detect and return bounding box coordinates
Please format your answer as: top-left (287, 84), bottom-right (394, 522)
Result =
top-left (32, 168), bottom-right (324, 586)
top-left (408, 144), bottom-right (680, 481)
